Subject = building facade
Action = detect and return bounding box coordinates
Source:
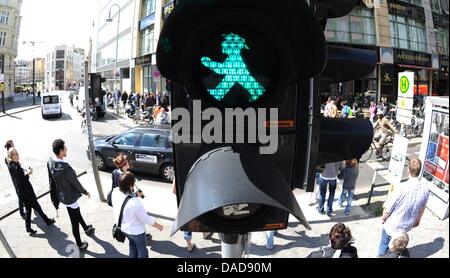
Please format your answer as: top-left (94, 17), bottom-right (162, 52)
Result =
top-left (45, 45), bottom-right (85, 91)
top-left (14, 58), bottom-right (45, 90)
top-left (323, 0), bottom-right (449, 105)
top-left (0, 0), bottom-right (22, 97)
top-left (92, 0), bottom-right (135, 93)
top-left (93, 0), bottom-right (172, 98)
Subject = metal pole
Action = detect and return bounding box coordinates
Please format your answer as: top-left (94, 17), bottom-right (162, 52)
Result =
top-left (1, 90), bottom-right (4, 113)
top-left (112, 4), bottom-right (121, 92)
top-left (32, 58), bottom-right (36, 105)
top-left (220, 233), bottom-right (250, 258)
top-left (84, 61), bottom-right (106, 202)
top-left (0, 229), bottom-right (16, 258)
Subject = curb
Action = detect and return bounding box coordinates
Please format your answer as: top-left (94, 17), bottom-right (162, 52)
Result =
top-left (0, 105), bottom-right (40, 118)
top-left (0, 170), bottom-right (88, 222)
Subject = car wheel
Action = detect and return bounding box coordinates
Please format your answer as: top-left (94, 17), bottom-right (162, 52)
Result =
top-left (95, 152), bottom-right (107, 171)
top-left (160, 163), bottom-right (174, 183)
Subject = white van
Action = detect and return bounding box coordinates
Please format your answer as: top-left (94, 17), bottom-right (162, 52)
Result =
top-left (41, 93), bottom-right (62, 118)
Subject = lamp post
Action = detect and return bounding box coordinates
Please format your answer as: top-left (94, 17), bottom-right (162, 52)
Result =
top-left (22, 41), bottom-right (41, 105)
top-left (106, 4), bottom-right (121, 92)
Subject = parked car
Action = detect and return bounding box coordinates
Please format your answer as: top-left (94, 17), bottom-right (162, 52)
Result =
top-left (88, 127), bottom-right (174, 182)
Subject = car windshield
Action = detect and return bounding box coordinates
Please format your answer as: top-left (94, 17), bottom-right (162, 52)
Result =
top-left (43, 96), bottom-right (59, 104)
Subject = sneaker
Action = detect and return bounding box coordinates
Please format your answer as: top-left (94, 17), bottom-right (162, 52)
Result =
top-left (78, 241), bottom-right (88, 252)
top-left (345, 211), bottom-right (350, 216)
top-left (26, 228), bottom-right (37, 235)
top-left (146, 233), bottom-right (152, 241)
top-left (46, 218), bottom-right (56, 225)
top-left (327, 212), bottom-right (333, 217)
top-left (187, 244), bottom-right (196, 252)
top-left (85, 225), bottom-right (95, 236)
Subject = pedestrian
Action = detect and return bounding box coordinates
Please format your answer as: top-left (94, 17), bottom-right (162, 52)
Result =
top-left (318, 161), bottom-right (344, 216)
top-left (377, 158), bottom-right (429, 257)
top-left (338, 159), bottom-right (359, 215)
top-left (7, 148), bottom-right (55, 235)
top-left (265, 230), bottom-right (275, 250)
top-left (341, 101), bottom-right (353, 119)
top-left (323, 97), bottom-right (332, 117)
top-left (47, 139), bottom-right (95, 252)
top-left (379, 230), bottom-right (410, 258)
top-left (329, 100), bottom-right (338, 118)
top-left (369, 101), bottom-right (377, 123)
top-left (307, 222), bottom-right (358, 258)
top-left (112, 172), bottom-right (164, 258)
top-left (4, 140), bottom-right (26, 219)
top-left (171, 179), bottom-right (212, 252)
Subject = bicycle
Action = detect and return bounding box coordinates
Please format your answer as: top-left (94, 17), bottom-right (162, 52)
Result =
top-left (359, 132), bottom-right (395, 163)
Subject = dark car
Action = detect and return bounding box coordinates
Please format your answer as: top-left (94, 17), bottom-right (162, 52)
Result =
top-left (89, 127), bottom-right (174, 182)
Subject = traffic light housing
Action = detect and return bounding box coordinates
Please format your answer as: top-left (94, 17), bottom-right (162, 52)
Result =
top-left (158, 0), bottom-right (375, 235)
top-left (158, 0), bottom-right (328, 235)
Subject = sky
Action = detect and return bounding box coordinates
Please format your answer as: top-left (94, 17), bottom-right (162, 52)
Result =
top-left (17, 0), bottom-right (96, 60)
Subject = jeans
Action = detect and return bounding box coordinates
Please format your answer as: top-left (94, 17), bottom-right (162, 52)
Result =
top-left (67, 207), bottom-right (89, 247)
top-left (183, 231), bottom-right (192, 241)
top-left (126, 233), bottom-right (148, 258)
top-left (338, 189), bottom-right (354, 214)
top-left (318, 177), bottom-right (337, 214)
top-left (377, 228), bottom-right (392, 257)
top-left (265, 231), bottom-right (275, 249)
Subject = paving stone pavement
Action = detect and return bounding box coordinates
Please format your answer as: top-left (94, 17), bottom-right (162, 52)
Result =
top-left (0, 170), bottom-right (448, 258)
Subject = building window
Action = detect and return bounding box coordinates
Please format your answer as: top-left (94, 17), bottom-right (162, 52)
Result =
top-left (435, 27), bottom-right (449, 54)
top-left (390, 15), bottom-right (427, 52)
top-left (0, 11), bottom-right (9, 25)
top-left (56, 50), bottom-right (65, 59)
top-left (431, 0), bottom-right (442, 13)
top-left (140, 26), bottom-right (154, 55)
top-left (142, 0), bottom-right (156, 18)
top-left (325, 6), bottom-right (376, 45)
top-left (0, 32), bottom-right (6, 46)
top-left (398, 0), bottom-right (423, 6)
top-left (56, 60), bottom-right (65, 69)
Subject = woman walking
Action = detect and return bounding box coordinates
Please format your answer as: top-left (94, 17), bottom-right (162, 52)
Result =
top-left (7, 148), bottom-right (55, 235)
top-left (112, 172), bottom-right (164, 258)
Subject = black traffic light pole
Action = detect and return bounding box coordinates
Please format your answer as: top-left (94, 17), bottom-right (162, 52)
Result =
top-left (32, 58), bottom-right (36, 105)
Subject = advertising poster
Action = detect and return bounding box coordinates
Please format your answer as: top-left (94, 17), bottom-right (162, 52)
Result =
top-left (388, 135), bottom-right (409, 184)
top-left (423, 111), bottom-right (450, 196)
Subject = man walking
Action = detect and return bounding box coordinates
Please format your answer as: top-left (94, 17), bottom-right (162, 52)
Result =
top-left (47, 139), bottom-right (95, 252)
top-left (377, 158), bottom-right (429, 257)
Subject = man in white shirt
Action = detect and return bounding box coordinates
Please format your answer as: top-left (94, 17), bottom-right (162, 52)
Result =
top-left (377, 158), bottom-right (429, 257)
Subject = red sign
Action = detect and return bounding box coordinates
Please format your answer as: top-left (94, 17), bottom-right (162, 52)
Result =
top-left (437, 135), bottom-right (449, 162)
top-left (413, 84), bottom-right (429, 95)
top-left (435, 166), bottom-right (446, 181)
top-left (425, 162), bottom-right (437, 175)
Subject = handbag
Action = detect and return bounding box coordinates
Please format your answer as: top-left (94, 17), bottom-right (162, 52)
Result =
top-left (112, 196), bottom-right (132, 243)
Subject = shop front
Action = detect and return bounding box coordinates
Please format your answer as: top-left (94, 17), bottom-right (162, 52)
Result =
top-left (433, 54), bottom-right (449, 96)
top-left (393, 49), bottom-right (432, 107)
top-left (134, 54), bottom-right (167, 100)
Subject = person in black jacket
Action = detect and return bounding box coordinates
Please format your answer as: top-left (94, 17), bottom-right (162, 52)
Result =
top-left (7, 148), bottom-right (55, 235)
top-left (47, 139), bottom-right (94, 252)
top-left (4, 140), bottom-right (26, 219)
top-left (307, 222), bottom-right (358, 258)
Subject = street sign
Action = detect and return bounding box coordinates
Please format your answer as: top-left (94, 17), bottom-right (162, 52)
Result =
top-left (388, 135), bottom-right (409, 184)
top-left (397, 71), bottom-right (414, 125)
top-left (0, 83), bottom-right (4, 91)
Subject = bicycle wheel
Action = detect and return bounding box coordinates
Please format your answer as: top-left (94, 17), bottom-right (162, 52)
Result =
top-left (359, 143), bottom-right (373, 163)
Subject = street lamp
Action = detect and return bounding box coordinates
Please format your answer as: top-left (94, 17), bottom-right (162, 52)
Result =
top-left (22, 41), bottom-right (42, 105)
top-left (106, 3), bottom-right (121, 92)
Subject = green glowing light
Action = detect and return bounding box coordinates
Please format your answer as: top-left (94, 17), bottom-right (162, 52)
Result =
top-left (201, 33), bottom-right (265, 102)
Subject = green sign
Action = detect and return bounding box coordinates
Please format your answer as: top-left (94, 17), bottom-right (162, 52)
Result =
top-left (201, 33), bottom-right (266, 102)
top-left (400, 76), bottom-right (410, 94)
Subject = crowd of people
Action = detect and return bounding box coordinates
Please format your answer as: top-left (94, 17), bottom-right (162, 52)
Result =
top-left (4, 137), bottom-right (430, 258)
top-left (105, 90), bottom-right (171, 125)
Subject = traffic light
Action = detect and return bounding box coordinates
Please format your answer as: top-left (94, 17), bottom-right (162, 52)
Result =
top-left (294, 0), bottom-right (376, 192)
top-left (157, 0), bottom-right (327, 235)
top-left (89, 73), bottom-right (107, 118)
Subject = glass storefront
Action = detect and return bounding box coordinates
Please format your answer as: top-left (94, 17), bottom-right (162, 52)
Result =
top-left (390, 15), bottom-right (427, 53)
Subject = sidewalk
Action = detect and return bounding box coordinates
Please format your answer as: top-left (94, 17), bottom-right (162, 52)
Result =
top-left (0, 97), bottom-right (40, 118)
top-left (1, 169), bottom-right (448, 258)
